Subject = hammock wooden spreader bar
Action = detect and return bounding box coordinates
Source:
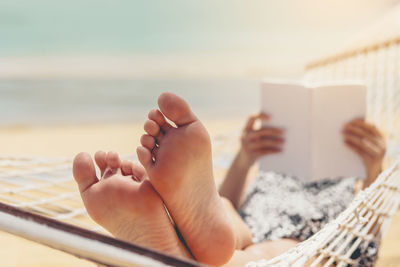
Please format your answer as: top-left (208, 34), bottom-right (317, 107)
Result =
top-left (0, 202), bottom-right (202, 267)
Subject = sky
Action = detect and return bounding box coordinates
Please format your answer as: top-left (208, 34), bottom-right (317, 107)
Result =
top-left (0, 0), bottom-right (399, 78)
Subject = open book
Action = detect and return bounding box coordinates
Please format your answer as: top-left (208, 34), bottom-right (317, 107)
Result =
top-left (259, 81), bottom-right (367, 181)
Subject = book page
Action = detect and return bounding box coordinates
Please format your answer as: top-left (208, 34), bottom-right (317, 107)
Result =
top-left (311, 84), bottom-right (366, 181)
top-left (259, 81), bottom-right (312, 181)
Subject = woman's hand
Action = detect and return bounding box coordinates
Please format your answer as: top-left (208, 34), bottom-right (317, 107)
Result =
top-left (343, 118), bottom-right (386, 182)
top-left (239, 113), bottom-right (285, 168)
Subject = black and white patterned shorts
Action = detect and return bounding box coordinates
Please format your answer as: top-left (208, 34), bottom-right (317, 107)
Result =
top-left (239, 171), bottom-right (379, 267)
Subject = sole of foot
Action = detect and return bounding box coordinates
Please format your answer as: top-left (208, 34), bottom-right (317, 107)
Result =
top-left (137, 92), bottom-right (235, 265)
top-left (73, 151), bottom-right (190, 259)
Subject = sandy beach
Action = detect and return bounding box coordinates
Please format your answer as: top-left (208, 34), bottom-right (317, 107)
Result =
top-left (0, 121), bottom-right (398, 266)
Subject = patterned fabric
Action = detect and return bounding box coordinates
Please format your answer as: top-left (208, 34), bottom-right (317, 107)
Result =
top-left (239, 171), bottom-right (378, 267)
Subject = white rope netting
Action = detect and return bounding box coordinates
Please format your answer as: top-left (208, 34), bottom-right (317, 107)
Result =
top-left (0, 155), bottom-right (103, 232)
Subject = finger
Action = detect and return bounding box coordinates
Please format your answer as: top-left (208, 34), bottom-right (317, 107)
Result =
top-left (344, 135), bottom-right (379, 158)
top-left (247, 128), bottom-right (284, 141)
top-left (344, 124), bottom-right (374, 141)
top-left (244, 113), bottom-right (270, 132)
top-left (253, 147), bottom-right (282, 157)
top-left (344, 124), bottom-right (384, 148)
top-left (351, 120), bottom-right (382, 138)
top-left (247, 139), bottom-right (284, 151)
top-left (361, 138), bottom-right (385, 156)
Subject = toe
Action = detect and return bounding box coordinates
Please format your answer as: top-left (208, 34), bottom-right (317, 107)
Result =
top-left (137, 146), bottom-right (153, 169)
top-left (94, 150), bottom-right (107, 176)
top-left (158, 92), bottom-right (197, 126)
top-left (73, 152), bottom-right (99, 193)
top-left (106, 151), bottom-right (122, 169)
top-left (132, 163), bottom-right (146, 181)
top-left (148, 108), bottom-right (172, 133)
top-left (121, 160), bottom-right (134, 176)
top-left (121, 160), bottom-right (147, 182)
top-left (140, 134), bottom-right (156, 150)
top-left (144, 120), bottom-right (160, 137)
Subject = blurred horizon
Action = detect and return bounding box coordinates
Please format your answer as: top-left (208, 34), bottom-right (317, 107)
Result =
top-left (1, 0), bottom-right (399, 79)
top-left (1, 1), bottom-right (400, 126)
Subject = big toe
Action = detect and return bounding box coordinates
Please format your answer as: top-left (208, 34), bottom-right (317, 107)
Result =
top-left (158, 92), bottom-right (197, 126)
top-left (73, 152), bottom-right (98, 193)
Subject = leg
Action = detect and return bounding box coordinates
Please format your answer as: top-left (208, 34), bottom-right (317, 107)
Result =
top-left (73, 151), bottom-right (191, 259)
top-left (221, 197), bottom-right (253, 250)
top-left (225, 239), bottom-right (299, 267)
top-left (137, 92), bottom-right (236, 265)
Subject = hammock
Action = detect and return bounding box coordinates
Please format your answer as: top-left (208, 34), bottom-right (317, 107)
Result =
top-left (1, 6), bottom-right (400, 267)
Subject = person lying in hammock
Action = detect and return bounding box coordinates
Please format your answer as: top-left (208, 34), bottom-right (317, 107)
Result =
top-left (218, 113), bottom-right (385, 266)
top-left (72, 92), bottom-right (385, 266)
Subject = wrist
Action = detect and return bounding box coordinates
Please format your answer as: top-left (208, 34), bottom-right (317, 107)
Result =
top-left (236, 149), bottom-right (255, 170)
top-left (365, 162), bottom-right (383, 183)
top-left (367, 166), bottom-right (382, 179)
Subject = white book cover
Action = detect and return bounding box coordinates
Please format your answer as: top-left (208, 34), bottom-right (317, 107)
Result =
top-left (259, 80), bottom-right (367, 181)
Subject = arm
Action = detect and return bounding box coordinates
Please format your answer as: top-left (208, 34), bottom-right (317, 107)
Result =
top-left (343, 118), bottom-right (386, 188)
top-left (219, 113), bottom-right (284, 209)
top-left (219, 149), bottom-right (254, 210)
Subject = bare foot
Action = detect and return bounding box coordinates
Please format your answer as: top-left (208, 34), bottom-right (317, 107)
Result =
top-left (73, 151), bottom-right (190, 258)
top-left (137, 92), bottom-right (235, 265)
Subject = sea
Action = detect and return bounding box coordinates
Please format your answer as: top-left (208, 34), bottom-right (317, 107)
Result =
top-left (0, 1), bottom-right (280, 127)
top-left (0, 78), bottom-right (261, 126)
